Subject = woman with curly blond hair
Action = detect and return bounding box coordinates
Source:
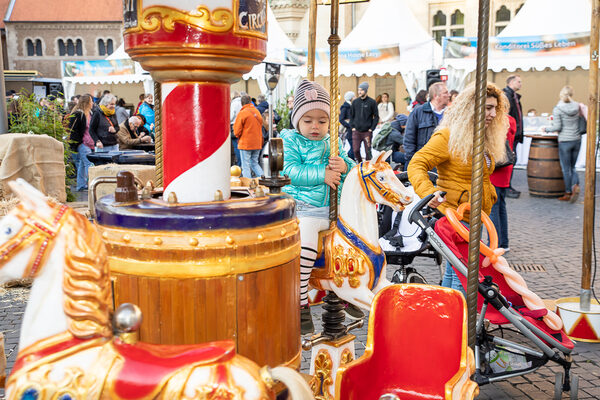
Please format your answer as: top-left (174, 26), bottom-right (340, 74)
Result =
top-left (408, 83), bottom-right (509, 292)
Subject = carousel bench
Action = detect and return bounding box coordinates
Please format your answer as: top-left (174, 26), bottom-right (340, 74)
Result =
top-left (335, 284), bottom-right (479, 400)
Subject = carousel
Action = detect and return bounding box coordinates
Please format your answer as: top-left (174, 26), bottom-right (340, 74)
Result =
top-left (0, 0), bottom-right (597, 399)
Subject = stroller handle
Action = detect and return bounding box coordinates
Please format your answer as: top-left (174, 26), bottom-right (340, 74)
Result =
top-left (408, 191), bottom-right (446, 227)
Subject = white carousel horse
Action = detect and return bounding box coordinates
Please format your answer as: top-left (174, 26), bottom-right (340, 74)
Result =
top-left (310, 150), bottom-right (413, 310)
top-left (0, 179), bottom-right (312, 400)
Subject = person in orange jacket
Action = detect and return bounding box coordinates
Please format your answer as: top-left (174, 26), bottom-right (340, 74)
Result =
top-left (233, 94), bottom-right (264, 178)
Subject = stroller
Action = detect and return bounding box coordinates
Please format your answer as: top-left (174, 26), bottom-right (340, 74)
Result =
top-left (408, 193), bottom-right (578, 399)
top-left (378, 171), bottom-right (444, 284)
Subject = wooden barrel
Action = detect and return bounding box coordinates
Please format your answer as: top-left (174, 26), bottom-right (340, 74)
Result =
top-left (95, 193), bottom-right (301, 369)
top-left (527, 136), bottom-right (565, 197)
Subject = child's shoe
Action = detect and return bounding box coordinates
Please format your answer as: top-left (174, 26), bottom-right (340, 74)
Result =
top-left (342, 301), bottom-right (365, 320)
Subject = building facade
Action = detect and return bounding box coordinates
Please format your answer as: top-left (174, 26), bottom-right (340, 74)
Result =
top-left (272, 0), bottom-right (526, 46)
top-left (4, 0), bottom-right (123, 79)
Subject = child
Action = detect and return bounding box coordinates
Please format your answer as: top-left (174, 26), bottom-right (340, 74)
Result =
top-left (281, 80), bottom-right (357, 335)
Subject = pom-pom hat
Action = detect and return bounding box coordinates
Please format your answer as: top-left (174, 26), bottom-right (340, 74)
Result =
top-left (291, 80), bottom-right (330, 130)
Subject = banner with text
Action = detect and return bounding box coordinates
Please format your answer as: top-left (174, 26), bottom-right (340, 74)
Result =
top-left (443, 32), bottom-right (589, 60)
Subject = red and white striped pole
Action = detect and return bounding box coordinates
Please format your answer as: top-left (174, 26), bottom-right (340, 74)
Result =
top-left (161, 83), bottom-right (231, 201)
top-left (124, 0), bottom-right (267, 202)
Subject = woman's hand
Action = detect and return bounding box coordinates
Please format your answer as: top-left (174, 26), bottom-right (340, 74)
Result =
top-left (324, 167), bottom-right (341, 189)
top-left (108, 126), bottom-right (116, 133)
top-left (427, 190), bottom-right (446, 208)
top-left (96, 141), bottom-right (103, 149)
top-left (328, 156), bottom-right (347, 174)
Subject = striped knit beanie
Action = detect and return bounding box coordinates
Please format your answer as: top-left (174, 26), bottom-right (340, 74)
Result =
top-left (291, 80), bottom-right (330, 130)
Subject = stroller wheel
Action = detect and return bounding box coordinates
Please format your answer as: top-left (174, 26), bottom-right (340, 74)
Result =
top-left (554, 372), bottom-right (563, 400)
top-left (391, 268), bottom-right (427, 284)
top-left (391, 269), bottom-right (403, 284)
top-left (569, 372), bottom-right (579, 400)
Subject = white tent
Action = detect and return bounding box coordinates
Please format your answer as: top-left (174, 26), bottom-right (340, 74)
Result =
top-left (445, 0), bottom-right (591, 74)
top-left (311, 0), bottom-right (442, 98)
top-left (61, 46), bottom-right (153, 100)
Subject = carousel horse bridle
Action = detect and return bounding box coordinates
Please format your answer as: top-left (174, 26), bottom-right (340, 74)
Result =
top-left (0, 204), bottom-right (68, 278)
top-left (358, 162), bottom-right (404, 207)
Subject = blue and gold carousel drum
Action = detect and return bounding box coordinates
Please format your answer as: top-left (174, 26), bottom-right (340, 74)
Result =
top-left (95, 192), bottom-right (301, 369)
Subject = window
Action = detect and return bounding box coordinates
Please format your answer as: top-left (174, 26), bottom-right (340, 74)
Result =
top-left (98, 39), bottom-right (114, 56)
top-left (450, 9), bottom-right (465, 38)
top-left (451, 10), bottom-right (464, 26)
top-left (433, 11), bottom-right (446, 27)
top-left (58, 38), bottom-right (83, 56)
top-left (432, 11), bottom-right (447, 44)
top-left (26, 39), bottom-right (34, 56)
top-left (25, 39), bottom-right (42, 56)
top-left (495, 6), bottom-right (511, 35)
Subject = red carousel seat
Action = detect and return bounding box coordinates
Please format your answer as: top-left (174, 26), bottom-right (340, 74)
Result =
top-left (335, 285), bottom-right (478, 400)
top-left (111, 339), bottom-right (235, 399)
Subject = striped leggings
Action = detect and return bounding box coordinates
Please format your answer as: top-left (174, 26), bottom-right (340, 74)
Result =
top-left (299, 217), bottom-right (330, 306)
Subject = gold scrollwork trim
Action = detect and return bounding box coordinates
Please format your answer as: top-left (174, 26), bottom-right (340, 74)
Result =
top-left (309, 349), bottom-right (334, 400)
top-left (139, 5), bottom-right (234, 33)
top-left (339, 348), bottom-right (354, 366)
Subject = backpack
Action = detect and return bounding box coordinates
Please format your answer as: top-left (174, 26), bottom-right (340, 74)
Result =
top-left (372, 123), bottom-right (393, 151)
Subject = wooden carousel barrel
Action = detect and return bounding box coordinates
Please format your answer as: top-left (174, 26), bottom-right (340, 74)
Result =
top-left (527, 135), bottom-right (565, 197)
top-left (95, 193), bottom-right (301, 369)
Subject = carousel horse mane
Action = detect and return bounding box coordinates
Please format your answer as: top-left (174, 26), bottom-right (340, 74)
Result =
top-left (43, 202), bottom-right (112, 338)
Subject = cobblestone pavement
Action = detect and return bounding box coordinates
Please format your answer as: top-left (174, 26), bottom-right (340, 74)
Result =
top-left (1, 169), bottom-right (599, 399)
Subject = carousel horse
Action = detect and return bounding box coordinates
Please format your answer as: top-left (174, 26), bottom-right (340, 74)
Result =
top-left (310, 150), bottom-right (413, 310)
top-left (0, 179), bottom-right (312, 400)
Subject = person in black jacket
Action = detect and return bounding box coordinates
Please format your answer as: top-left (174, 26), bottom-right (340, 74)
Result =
top-left (339, 91), bottom-right (355, 160)
top-left (89, 94), bottom-right (119, 152)
top-left (350, 82), bottom-right (378, 162)
top-left (503, 74), bottom-right (523, 198)
top-left (66, 94), bottom-right (95, 191)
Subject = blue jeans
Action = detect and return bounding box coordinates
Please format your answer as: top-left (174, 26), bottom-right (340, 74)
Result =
top-left (231, 126), bottom-right (241, 167)
top-left (558, 139), bottom-right (581, 193)
top-left (489, 187), bottom-right (509, 248)
top-left (442, 220), bottom-right (469, 296)
top-left (442, 261), bottom-right (466, 295)
top-left (240, 149), bottom-right (263, 178)
top-left (76, 144), bottom-right (94, 191)
top-left (391, 151), bottom-right (406, 164)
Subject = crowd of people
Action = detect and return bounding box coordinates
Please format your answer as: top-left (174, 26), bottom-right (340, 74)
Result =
top-left (6, 89), bottom-right (157, 192)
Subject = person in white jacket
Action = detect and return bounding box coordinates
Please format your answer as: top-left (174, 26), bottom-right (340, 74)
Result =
top-left (377, 93), bottom-right (395, 125)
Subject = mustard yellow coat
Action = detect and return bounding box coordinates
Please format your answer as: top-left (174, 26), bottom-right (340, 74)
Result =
top-left (407, 128), bottom-right (497, 221)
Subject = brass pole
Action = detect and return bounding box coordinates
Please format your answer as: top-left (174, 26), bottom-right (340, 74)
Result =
top-left (154, 81), bottom-right (163, 188)
top-left (581, 0), bottom-right (600, 311)
top-left (328, 0), bottom-right (341, 227)
top-left (307, 0), bottom-right (318, 81)
top-left (467, 0), bottom-right (490, 349)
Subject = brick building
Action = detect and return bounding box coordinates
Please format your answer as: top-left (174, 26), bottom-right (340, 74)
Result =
top-left (4, 0), bottom-right (123, 79)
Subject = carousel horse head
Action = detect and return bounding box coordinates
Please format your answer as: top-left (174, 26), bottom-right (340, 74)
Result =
top-left (0, 179), bottom-right (313, 399)
top-left (357, 150), bottom-right (413, 211)
top-left (311, 151), bottom-right (413, 311)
